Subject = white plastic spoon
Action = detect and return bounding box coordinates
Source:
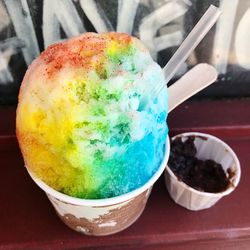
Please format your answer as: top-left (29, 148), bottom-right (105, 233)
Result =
top-left (168, 63), bottom-right (218, 112)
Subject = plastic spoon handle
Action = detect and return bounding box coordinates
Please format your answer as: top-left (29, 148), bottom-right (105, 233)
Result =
top-left (168, 63), bottom-right (218, 112)
top-left (163, 5), bottom-right (221, 84)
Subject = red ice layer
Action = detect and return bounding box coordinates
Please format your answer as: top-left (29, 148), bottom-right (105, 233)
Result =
top-left (39, 32), bottom-right (133, 78)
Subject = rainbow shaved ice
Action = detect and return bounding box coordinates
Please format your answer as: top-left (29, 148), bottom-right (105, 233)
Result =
top-left (16, 32), bottom-right (168, 199)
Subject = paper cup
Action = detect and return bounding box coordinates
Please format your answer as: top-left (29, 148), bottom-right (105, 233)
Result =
top-left (165, 132), bottom-right (241, 211)
top-left (27, 136), bottom-right (170, 236)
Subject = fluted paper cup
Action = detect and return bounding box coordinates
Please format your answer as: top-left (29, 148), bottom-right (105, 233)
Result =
top-left (26, 136), bottom-right (170, 236)
top-left (165, 132), bottom-right (240, 211)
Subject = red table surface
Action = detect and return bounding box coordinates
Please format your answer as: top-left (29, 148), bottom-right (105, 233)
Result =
top-left (1, 99), bottom-right (250, 250)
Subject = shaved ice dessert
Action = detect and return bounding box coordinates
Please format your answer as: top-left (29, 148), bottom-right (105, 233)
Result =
top-left (16, 32), bottom-right (168, 199)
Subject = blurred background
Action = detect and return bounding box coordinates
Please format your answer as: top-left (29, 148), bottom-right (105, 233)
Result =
top-left (0, 0), bottom-right (249, 104)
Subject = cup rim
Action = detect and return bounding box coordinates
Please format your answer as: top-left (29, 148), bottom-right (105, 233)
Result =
top-left (27, 136), bottom-right (170, 206)
top-left (165, 132), bottom-right (241, 197)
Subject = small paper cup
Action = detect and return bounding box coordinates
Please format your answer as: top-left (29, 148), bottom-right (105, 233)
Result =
top-left (164, 132), bottom-right (241, 211)
top-left (27, 137), bottom-right (170, 236)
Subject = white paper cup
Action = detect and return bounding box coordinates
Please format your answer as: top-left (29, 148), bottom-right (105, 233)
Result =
top-left (165, 132), bottom-right (241, 211)
top-left (27, 136), bottom-right (170, 236)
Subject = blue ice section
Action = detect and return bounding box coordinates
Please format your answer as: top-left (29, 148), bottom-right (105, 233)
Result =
top-left (98, 110), bottom-right (168, 198)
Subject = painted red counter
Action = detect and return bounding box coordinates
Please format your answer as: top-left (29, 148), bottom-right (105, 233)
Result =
top-left (1, 100), bottom-right (250, 250)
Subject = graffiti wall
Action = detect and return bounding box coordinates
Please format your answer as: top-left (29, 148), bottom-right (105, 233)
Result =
top-left (0, 0), bottom-right (249, 104)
